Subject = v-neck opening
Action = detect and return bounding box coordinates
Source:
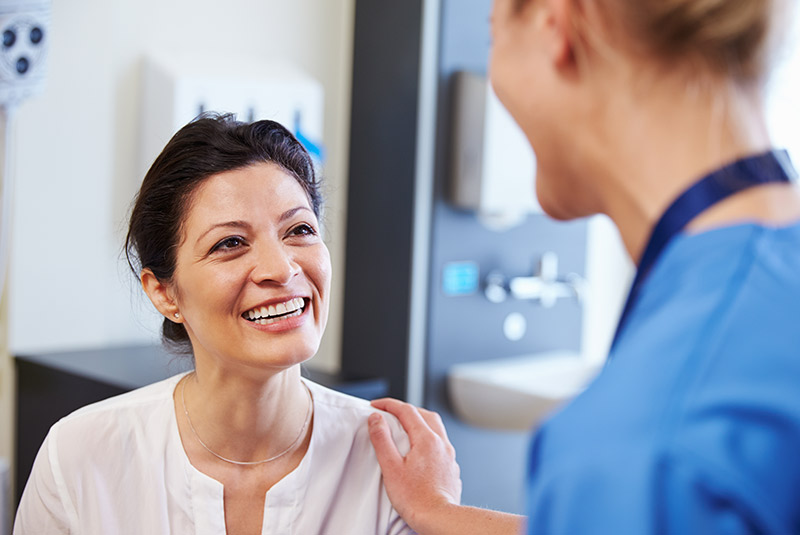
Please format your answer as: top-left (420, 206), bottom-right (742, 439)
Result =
top-left (168, 373), bottom-right (317, 534)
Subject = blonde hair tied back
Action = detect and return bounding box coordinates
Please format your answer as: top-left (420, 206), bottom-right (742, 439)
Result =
top-left (514, 0), bottom-right (790, 84)
top-left (621, 0), bottom-right (777, 83)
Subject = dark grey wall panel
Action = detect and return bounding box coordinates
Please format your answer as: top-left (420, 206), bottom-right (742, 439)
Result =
top-left (341, 0), bottom-right (424, 397)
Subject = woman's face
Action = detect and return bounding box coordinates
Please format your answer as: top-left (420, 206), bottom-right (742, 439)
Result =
top-left (489, 0), bottom-right (536, 124)
top-left (489, 0), bottom-right (598, 220)
top-left (168, 163), bottom-right (331, 374)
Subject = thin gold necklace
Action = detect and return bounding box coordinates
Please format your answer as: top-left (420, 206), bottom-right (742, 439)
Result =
top-left (180, 372), bottom-right (313, 466)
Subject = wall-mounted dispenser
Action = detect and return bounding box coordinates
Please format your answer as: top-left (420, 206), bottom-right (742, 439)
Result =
top-left (139, 54), bottom-right (324, 180)
top-left (450, 71), bottom-right (540, 230)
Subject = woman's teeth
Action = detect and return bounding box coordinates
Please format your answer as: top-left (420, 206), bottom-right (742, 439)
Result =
top-left (244, 297), bottom-right (306, 325)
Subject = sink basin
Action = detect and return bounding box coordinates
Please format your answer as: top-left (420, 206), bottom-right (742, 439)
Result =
top-left (447, 351), bottom-right (602, 431)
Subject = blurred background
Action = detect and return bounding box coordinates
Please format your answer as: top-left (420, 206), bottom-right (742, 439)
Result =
top-left (0, 0), bottom-right (798, 529)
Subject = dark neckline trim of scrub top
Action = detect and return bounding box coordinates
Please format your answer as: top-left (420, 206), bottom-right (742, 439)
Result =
top-left (609, 149), bottom-right (796, 354)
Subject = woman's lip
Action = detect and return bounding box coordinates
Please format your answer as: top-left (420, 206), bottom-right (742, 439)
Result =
top-left (243, 300), bottom-right (311, 333)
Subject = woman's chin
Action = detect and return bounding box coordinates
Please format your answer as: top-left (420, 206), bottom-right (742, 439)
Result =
top-left (227, 337), bottom-right (320, 373)
top-left (537, 193), bottom-right (581, 221)
top-left (536, 177), bottom-right (593, 221)
top-left (267, 344), bottom-right (319, 369)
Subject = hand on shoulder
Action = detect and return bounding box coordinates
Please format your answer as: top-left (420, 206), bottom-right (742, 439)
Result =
top-left (368, 398), bottom-right (462, 531)
top-left (368, 398), bottom-right (525, 535)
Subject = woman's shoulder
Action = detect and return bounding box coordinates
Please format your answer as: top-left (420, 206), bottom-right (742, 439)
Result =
top-left (22, 374), bottom-right (188, 529)
top-left (303, 379), bottom-right (409, 454)
top-left (674, 220), bottom-right (800, 269)
top-left (48, 372), bottom-right (186, 455)
top-left (302, 378), bottom-right (374, 412)
top-left (58, 372), bottom-right (186, 423)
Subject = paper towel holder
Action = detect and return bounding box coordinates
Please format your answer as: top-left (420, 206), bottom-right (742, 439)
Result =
top-left (449, 71), bottom-right (541, 231)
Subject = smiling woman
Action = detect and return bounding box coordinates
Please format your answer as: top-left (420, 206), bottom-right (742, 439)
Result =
top-left (14, 115), bottom-right (415, 535)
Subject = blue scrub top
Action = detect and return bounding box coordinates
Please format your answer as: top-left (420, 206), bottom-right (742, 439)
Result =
top-left (526, 221), bottom-right (800, 534)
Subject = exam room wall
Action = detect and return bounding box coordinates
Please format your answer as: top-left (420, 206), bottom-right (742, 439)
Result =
top-left (0, 0), bottom-right (355, 471)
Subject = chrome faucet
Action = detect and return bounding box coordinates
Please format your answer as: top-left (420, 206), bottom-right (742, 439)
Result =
top-left (484, 252), bottom-right (586, 307)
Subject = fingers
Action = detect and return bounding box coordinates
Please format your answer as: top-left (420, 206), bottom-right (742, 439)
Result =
top-left (371, 398), bottom-right (451, 444)
top-left (418, 408), bottom-right (449, 441)
top-left (370, 398), bottom-right (431, 438)
top-left (369, 398), bottom-right (394, 411)
top-left (368, 412), bottom-right (403, 470)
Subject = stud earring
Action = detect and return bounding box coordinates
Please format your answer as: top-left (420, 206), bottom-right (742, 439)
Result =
top-left (173, 312), bottom-right (180, 319)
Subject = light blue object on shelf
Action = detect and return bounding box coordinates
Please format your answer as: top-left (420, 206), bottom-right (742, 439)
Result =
top-left (442, 261), bottom-right (480, 296)
top-left (294, 110), bottom-right (325, 162)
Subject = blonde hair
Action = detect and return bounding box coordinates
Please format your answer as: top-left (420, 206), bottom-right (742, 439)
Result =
top-left (612, 0), bottom-right (776, 83)
top-left (516, 0), bottom-right (786, 84)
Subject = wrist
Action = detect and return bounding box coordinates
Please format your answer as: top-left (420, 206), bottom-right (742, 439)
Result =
top-left (411, 502), bottom-right (525, 535)
top-left (411, 501), bottom-right (463, 535)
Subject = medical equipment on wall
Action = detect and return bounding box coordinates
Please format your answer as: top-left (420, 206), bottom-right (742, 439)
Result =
top-left (139, 54), bottom-right (325, 183)
top-left (0, 0), bottom-right (49, 304)
top-left (450, 71), bottom-right (540, 230)
top-left (0, 4), bottom-right (48, 530)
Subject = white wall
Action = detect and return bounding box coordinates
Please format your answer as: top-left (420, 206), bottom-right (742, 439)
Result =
top-left (767, 18), bottom-right (800, 166)
top-left (1, 0), bottom-right (354, 467)
top-left (582, 216), bottom-right (633, 363)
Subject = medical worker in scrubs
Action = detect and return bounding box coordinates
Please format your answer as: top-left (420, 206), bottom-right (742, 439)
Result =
top-left (368, 0), bottom-right (800, 533)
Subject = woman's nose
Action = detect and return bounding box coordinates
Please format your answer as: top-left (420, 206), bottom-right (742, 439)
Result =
top-left (249, 242), bottom-right (299, 285)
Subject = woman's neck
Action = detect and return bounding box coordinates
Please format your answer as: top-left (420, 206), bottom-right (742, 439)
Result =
top-left (180, 363), bottom-right (311, 464)
top-left (590, 77), bottom-right (783, 263)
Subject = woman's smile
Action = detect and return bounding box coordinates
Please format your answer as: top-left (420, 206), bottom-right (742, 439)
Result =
top-left (242, 296), bottom-right (311, 331)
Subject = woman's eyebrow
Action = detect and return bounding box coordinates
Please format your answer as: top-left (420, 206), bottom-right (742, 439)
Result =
top-left (280, 206), bottom-right (314, 222)
top-left (196, 220), bottom-right (252, 244)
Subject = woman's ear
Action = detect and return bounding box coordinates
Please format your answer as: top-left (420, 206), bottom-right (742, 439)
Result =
top-left (141, 268), bottom-right (182, 323)
top-left (544, 0), bottom-right (579, 69)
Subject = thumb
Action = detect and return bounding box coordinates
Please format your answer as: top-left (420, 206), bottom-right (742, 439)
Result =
top-left (368, 412), bottom-right (403, 471)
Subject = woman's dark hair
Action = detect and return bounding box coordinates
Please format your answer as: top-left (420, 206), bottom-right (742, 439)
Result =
top-left (125, 113), bottom-right (322, 353)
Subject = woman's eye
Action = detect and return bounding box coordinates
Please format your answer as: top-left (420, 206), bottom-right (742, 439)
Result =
top-left (211, 236), bottom-right (245, 252)
top-left (289, 224), bottom-right (317, 237)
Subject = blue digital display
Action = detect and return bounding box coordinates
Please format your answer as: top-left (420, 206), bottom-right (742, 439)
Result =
top-left (442, 262), bottom-right (480, 296)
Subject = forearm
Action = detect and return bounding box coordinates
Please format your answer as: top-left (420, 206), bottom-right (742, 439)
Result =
top-left (414, 503), bottom-right (525, 535)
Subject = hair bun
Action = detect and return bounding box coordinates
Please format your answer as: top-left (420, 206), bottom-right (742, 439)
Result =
top-left (635, 0), bottom-right (774, 81)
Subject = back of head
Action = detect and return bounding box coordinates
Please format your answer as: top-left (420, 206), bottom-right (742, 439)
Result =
top-left (607, 0), bottom-right (782, 84)
top-left (509, 0), bottom-right (791, 86)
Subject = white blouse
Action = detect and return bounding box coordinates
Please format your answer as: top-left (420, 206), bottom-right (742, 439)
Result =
top-left (14, 373), bottom-right (414, 534)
